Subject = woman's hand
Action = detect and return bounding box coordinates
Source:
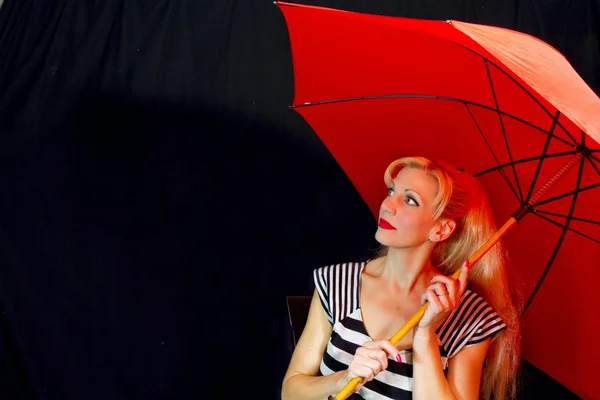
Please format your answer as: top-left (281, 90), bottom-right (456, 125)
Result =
top-left (417, 261), bottom-right (471, 331)
top-left (336, 340), bottom-right (401, 392)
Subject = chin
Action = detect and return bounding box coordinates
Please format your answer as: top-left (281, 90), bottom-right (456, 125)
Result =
top-left (375, 230), bottom-right (424, 249)
top-left (374, 229), bottom-right (393, 246)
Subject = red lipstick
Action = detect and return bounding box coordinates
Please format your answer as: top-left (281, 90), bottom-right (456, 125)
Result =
top-left (378, 218), bottom-right (396, 230)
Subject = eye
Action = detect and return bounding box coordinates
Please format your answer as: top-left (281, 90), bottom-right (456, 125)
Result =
top-left (387, 187), bottom-right (394, 196)
top-left (405, 195), bottom-right (419, 206)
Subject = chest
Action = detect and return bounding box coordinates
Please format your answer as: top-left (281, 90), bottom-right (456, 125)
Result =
top-left (359, 287), bottom-right (424, 350)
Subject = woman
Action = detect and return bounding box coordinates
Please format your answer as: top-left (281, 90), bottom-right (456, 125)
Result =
top-left (281, 156), bottom-right (521, 400)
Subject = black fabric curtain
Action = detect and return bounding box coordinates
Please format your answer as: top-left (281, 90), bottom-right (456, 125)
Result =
top-left (0, 1), bottom-right (597, 399)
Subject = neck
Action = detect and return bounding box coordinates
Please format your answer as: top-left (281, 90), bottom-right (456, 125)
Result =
top-left (378, 245), bottom-right (438, 294)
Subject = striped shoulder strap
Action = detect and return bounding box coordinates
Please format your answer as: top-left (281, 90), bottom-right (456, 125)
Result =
top-left (313, 261), bottom-right (366, 325)
top-left (437, 290), bottom-right (508, 358)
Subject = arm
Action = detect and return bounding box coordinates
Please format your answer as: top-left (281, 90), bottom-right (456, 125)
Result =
top-left (412, 327), bottom-right (490, 400)
top-left (446, 338), bottom-right (490, 399)
top-left (412, 262), bottom-right (490, 399)
top-left (281, 289), bottom-right (345, 400)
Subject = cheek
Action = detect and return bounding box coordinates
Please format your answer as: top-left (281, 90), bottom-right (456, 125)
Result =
top-left (393, 211), bottom-right (432, 232)
top-left (392, 210), bottom-right (418, 225)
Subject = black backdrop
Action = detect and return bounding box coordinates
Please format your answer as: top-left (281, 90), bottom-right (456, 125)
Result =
top-left (0, 1), bottom-right (597, 399)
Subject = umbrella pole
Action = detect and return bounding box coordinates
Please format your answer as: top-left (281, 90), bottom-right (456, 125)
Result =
top-left (330, 152), bottom-right (584, 400)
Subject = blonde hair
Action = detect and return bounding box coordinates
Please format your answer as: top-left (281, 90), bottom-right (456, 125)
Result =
top-left (382, 156), bottom-right (522, 400)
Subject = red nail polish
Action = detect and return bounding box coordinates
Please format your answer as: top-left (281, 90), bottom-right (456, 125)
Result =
top-left (396, 353), bottom-right (402, 363)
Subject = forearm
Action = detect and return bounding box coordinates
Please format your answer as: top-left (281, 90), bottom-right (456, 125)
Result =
top-left (281, 370), bottom-right (346, 400)
top-left (412, 328), bottom-right (456, 400)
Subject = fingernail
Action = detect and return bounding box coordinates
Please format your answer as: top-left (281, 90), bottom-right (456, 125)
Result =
top-left (464, 260), bottom-right (471, 269)
top-left (396, 353), bottom-right (402, 363)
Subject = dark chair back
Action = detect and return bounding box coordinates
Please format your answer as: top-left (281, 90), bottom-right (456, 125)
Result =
top-left (285, 296), bottom-right (312, 346)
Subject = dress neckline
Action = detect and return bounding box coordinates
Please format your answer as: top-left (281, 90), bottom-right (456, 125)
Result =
top-left (356, 259), bottom-right (413, 353)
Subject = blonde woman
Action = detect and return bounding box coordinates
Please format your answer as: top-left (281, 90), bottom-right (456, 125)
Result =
top-left (282, 156), bottom-right (521, 400)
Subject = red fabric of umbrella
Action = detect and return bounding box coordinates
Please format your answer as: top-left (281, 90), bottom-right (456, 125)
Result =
top-left (276, 2), bottom-right (600, 399)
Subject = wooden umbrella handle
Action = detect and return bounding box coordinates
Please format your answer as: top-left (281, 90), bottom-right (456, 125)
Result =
top-left (329, 217), bottom-right (518, 400)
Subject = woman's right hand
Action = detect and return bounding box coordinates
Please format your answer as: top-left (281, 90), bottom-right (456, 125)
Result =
top-left (336, 340), bottom-right (401, 392)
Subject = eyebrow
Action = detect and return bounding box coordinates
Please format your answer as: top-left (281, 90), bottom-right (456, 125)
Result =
top-left (404, 188), bottom-right (423, 202)
top-left (390, 181), bottom-right (424, 202)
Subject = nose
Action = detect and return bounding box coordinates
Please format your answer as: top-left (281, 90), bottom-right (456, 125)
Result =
top-left (381, 195), bottom-right (397, 216)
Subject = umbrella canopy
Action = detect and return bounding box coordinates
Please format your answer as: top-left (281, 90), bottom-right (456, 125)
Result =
top-left (276, 2), bottom-right (600, 399)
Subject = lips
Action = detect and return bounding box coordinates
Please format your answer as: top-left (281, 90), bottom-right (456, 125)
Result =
top-left (378, 218), bottom-right (396, 230)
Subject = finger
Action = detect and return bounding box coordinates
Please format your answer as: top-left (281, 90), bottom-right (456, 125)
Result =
top-left (368, 350), bottom-right (388, 371)
top-left (437, 290), bottom-right (451, 309)
top-left (422, 284), bottom-right (446, 307)
top-left (421, 287), bottom-right (437, 305)
top-left (426, 289), bottom-right (443, 311)
top-left (355, 346), bottom-right (368, 360)
top-left (359, 358), bottom-right (382, 378)
top-left (353, 349), bottom-right (383, 372)
top-left (349, 355), bottom-right (380, 379)
top-left (426, 282), bottom-right (449, 298)
top-left (430, 275), bottom-right (458, 294)
top-left (425, 286), bottom-right (450, 309)
top-left (431, 275), bottom-right (458, 305)
top-left (359, 348), bottom-right (387, 371)
top-left (363, 340), bottom-right (401, 360)
top-left (354, 381), bottom-right (365, 392)
top-left (458, 260), bottom-right (471, 294)
top-left (351, 364), bottom-right (376, 382)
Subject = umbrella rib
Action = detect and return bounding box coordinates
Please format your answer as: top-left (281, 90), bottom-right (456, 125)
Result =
top-left (463, 100), bottom-right (570, 146)
top-left (484, 61), bottom-right (524, 201)
top-left (490, 65), bottom-right (578, 144)
top-left (526, 111), bottom-right (561, 203)
top-left (473, 151), bottom-right (578, 177)
top-left (462, 100), bottom-right (569, 145)
top-left (534, 209), bottom-right (600, 225)
top-left (524, 158), bottom-right (586, 314)
top-left (581, 131), bottom-right (600, 163)
top-left (293, 95), bottom-right (574, 147)
top-left (533, 212), bottom-right (600, 244)
top-left (464, 104), bottom-right (520, 200)
top-left (452, 43), bottom-right (579, 145)
top-left (531, 180), bottom-right (600, 207)
top-left (530, 212), bottom-right (600, 251)
top-left (588, 155), bottom-right (600, 174)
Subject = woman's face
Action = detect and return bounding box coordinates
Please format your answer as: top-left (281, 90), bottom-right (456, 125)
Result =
top-left (375, 167), bottom-right (441, 249)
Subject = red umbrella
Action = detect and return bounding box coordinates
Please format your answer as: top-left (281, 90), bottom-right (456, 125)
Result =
top-left (276, 2), bottom-right (600, 399)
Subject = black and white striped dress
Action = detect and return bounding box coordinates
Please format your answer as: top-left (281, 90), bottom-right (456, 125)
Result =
top-left (314, 260), bottom-right (507, 399)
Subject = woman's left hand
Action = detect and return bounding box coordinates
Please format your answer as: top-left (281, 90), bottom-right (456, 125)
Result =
top-left (417, 261), bottom-right (470, 331)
